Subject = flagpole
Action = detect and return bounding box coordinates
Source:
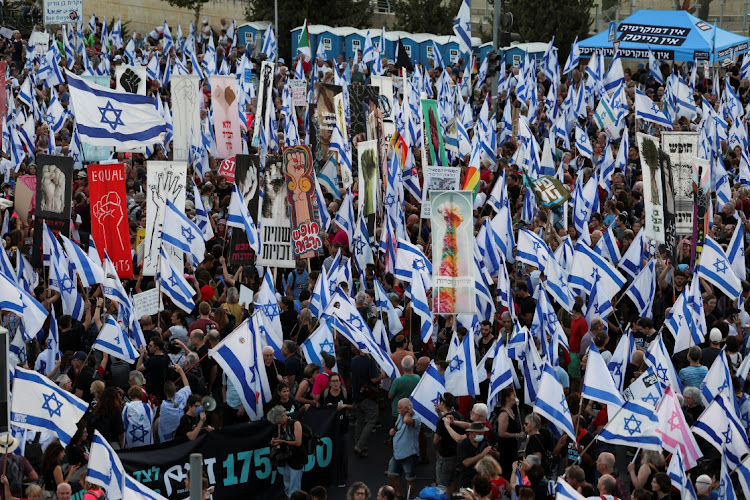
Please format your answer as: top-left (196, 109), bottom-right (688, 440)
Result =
top-left (574, 400), bottom-right (629, 464)
top-left (156, 251), bottom-right (162, 330)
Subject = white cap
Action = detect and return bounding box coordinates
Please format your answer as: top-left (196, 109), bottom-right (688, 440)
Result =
top-left (710, 328), bottom-right (722, 343)
top-left (695, 474), bottom-right (712, 494)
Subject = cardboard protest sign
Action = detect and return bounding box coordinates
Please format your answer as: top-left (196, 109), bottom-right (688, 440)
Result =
top-left (35, 155), bottom-right (74, 224)
top-left (282, 146), bottom-right (323, 259)
top-left (211, 76), bottom-right (242, 158)
top-left (256, 155), bottom-right (294, 268)
top-left (421, 166), bottom-right (461, 219)
top-left (88, 163), bottom-right (133, 278)
top-left (251, 61), bottom-right (276, 147)
top-left (421, 99), bottom-right (448, 167)
top-left (143, 161), bottom-right (186, 276)
top-left (171, 75), bottom-right (201, 162)
top-left (229, 155), bottom-right (261, 265)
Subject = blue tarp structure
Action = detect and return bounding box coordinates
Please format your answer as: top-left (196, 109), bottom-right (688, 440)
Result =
top-left (579, 9), bottom-right (750, 62)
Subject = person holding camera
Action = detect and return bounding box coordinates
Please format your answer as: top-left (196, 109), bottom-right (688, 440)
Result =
top-left (267, 405), bottom-right (305, 498)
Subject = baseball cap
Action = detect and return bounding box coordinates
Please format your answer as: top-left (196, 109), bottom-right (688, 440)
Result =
top-left (709, 328), bottom-right (722, 343)
top-left (71, 351), bottom-right (87, 362)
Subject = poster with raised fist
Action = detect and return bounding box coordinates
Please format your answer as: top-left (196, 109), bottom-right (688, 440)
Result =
top-left (88, 163), bottom-right (133, 278)
top-left (115, 65), bottom-right (147, 95)
top-left (34, 155), bottom-right (73, 224)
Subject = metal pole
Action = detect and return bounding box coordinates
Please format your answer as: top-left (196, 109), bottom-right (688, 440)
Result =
top-left (274, 0), bottom-right (279, 63)
top-left (493, 0), bottom-right (501, 51)
top-left (615, 4), bottom-right (620, 25)
top-left (745, 2), bottom-right (749, 32)
top-left (720, 2), bottom-right (725, 28)
top-left (189, 453), bottom-right (203, 500)
top-left (595, 4), bottom-right (600, 34)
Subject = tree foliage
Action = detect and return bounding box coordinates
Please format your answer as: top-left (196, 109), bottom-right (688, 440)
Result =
top-left (164, 0), bottom-right (204, 28)
top-left (247, 0), bottom-right (373, 60)
top-left (393, 0), bottom-right (462, 35)
top-left (503, 0), bottom-right (593, 64)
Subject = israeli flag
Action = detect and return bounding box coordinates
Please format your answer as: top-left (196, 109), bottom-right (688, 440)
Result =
top-left (227, 184), bottom-right (262, 256)
top-left (65, 71), bottom-right (168, 148)
top-left (607, 329), bottom-right (634, 394)
top-left (700, 350), bottom-right (734, 406)
top-left (192, 183), bottom-right (214, 240)
top-left (88, 432), bottom-right (126, 498)
top-left (352, 215), bottom-right (374, 279)
top-left (410, 362), bottom-right (446, 432)
top-left (648, 49), bottom-right (664, 85)
top-left (255, 270), bottom-right (283, 359)
top-left (11, 367), bottom-right (88, 445)
top-left (209, 318), bottom-right (272, 421)
top-left (598, 225), bottom-right (622, 264)
top-left (60, 234), bottom-right (104, 287)
top-left (727, 222), bottom-right (746, 282)
top-left (568, 241), bottom-right (626, 298)
top-left (301, 319), bottom-right (338, 371)
top-left (157, 248), bottom-right (195, 314)
top-left (35, 308), bottom-right (60, 377)
top-left (635, 88), bottom-right (672, 128)
top-left (318, 155), bottom-right (341, 200)
top-left (262, 24), bottom-right (278, 62)
top-left (394, 238), bottom-right (432, 287)
top-left (122, 399), bottom-right (154, 449)
top-left (444, 329), bottom-right (479, 397)
top-left (697, 236), bottom-right (742, 299)
top-left (453, 0), bottom-right (472, 55)
top-left (516, 229), bottom-right (550, 271)
top-left (582, 344), bottom-right (624, 408)
top-left (93, 316), bottom-right (138, 364)
top-left (563, 37), bottom-right (580, 75)
top-left (309, 264), bottom-right (331, 318)
top-left (487, 341), bottom-right (514, 409)
top-left (598, 399), bottom-right (661, 450)
top-left (602, 50), bottom-right (624, 93)
top-left (624, 259), bottom-right (656, 319)
top-left (46, 86), bottom-right (67, 135)
top-left (556, 477), bottom-right (586, 500)
top-left (408, 268), bottom-right (433, 342)
top-left (624, 367), bottom-right (664, 409)
top-left (161, 199), bottom-right (205, 268)
top-left (645, 336), bottom-right (683, 394)
top-left (692, 394), bottom-right (750, 469)
top-left (535, 364), bottom-right (575, 439)
top-left (51, 249), bottom-right (84, 321)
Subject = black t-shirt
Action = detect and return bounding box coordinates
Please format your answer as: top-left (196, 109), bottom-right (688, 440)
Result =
top-left (175, 414), bottom-right (203, 441)
top-left (265, 359), bottom-right (286, 394)
top-left (456, 438), bottom-right (489, 488)
top-left (351, 355), bottom-right (379, 402)
top-left (74, 366), bottom-right (96, 402)
top-left (144, 353), bottom-right (170, 401)
top-left (477, 335), bottom-right (495, 359)
top-left (524, 433), bottom-right (547, 459)
top-left (285, 354), bottom-right (303, 386)
top-left (435, 410), bottom-right (464, 457)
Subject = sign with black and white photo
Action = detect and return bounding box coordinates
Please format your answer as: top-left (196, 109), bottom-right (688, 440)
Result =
top-left (257, 155), bottom-right (294, 268)
top-left (229, 155), bottom-right (261, 265)
top-left (661, 131), bottom-right (699, 235)
top-left (34, 155), bottom-right (74, 224)
top-left (251, 61), bottom-right (276, 147)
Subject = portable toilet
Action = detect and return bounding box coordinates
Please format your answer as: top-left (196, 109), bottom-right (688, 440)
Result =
top-left (478, 41), bottom-right (494, 63)
top-left (344, 28), bottom-right (366, 61)
top-left (314, 26), bottom-right (342, 61)
top-left (399, 34), bottom-right (420, 66)
top-left (501, 42), bottom-right (548, 68)
top-left (237, 21), bottom-right (271, 49)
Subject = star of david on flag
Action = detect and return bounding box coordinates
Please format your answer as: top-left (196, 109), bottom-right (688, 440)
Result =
top-left (597, 399), bottom-right (661, 450)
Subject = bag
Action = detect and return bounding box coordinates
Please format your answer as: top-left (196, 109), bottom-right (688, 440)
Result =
top-left (4, 455), bottom-right (23, 494)
top-left (416, 486), bottom-right (449, 500)
top-left (26, 432), bottom-right (43, 473)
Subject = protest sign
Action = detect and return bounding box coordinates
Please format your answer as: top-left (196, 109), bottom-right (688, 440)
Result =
top-left (115, 65), bottom-right (147, 95)
top-left (44, 0), bottom-right (83, 25)
top-left (35, 155), bottom-right (74, 225)
top-left (288, 79), bottom-right (307, 106)
top-left (218, 157), bottom-right (236, 183)
top-left (251, 61), bottom-right (276, 147)
top-left (88, 163), bottom-right (133, 278)
top-left (431, 191), bottom-right (475, 315)
top-left (636, 133), bottom-right (665, 243)
top-left (133, 288), bottom-right (163, 317)
top-left (229, 155), bottom-right (262, 265)
top-left (211, 76), bottom-right (242, 158)
top-left (283, 145), bottom-right (324, 259)
top-left (661, 131), bottom-right (698, 235)
top-left (257, 155), bottom-right (294, 268)
top-left (421, 99), bottom-right (448, 167)
top-left (171, 75), bottom-right (201, 162)
top-left (421, 166), bottom-right (461, 219)
top-left (143, 161), bottom-right (186, 276)
top-left (14, 175), bottom-right (36, 224)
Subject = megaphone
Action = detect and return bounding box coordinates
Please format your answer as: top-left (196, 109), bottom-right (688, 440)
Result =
top-left (201, 396), bottom-right (217, 412)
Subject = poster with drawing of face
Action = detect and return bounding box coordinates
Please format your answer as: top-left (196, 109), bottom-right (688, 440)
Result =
top-left (143, 161), bottom-right (186, 276)
top-left (35, 155), bottom-right (73, 223)
top-left (211, 75), bottom-right (242, 158)
top-left (171, 75), bottom-right (201, 162)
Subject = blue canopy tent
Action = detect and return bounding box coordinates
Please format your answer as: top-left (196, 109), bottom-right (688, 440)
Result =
top-left (579, 9), bottom-right (750, 62)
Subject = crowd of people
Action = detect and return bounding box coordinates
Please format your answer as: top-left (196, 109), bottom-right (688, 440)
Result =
top-left (0, 7), bottom-right (749, 500)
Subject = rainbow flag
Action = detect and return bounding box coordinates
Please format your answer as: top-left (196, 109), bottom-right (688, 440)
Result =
top-left (461, 165), bottom-right (480, 196)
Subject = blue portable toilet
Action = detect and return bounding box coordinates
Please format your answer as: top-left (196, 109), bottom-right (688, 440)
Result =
top-left (400, 34), bottom-right (420, 65)
top-left (344, 28), bottom-right (367, 61)
top-left (478, 42), bottom-right (493, 63)
top-left (290, 25), bottom-right (343, 61)
top-left (501, 42), bottom-right (548, 68)
top-left (237, 21), bottom-right (271, 49)
top-left (381, 32), bottom-right (404, 63)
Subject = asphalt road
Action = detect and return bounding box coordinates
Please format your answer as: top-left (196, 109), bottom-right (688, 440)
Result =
top-left (326, 403), bottom-right (437, 500)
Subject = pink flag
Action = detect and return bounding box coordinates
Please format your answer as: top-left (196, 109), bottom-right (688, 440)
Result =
top-left (656, 386), bottom-right (702, 469)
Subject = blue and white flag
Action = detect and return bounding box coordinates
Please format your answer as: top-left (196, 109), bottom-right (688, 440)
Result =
top-left (720, 455), bottom-right (738, 500)
top-left (618, 229), bottom-right (645, 279)
top-left (585, 277), bottom-right (613, 325)
top-left (598, 225), bottom-right (622, 264)
top-left (556, 477), bottom-right (586, 500)
top-left (262, 24), bottom-right (277, 61)
top-left (408, 267), bottom-right (433, 342)
top-left (645, 336), bottom-right (683, 394)
top-left (602, 50), bottom-right (624, 93)
top-left (93, 316), bottom-right (138, 364)
top-left (10, 367), bottom-right (88, 445)
top-left (309, 264), bottom-right (331, 318)
top-left (255, 270), bottom-right (283, 359)
top-left (394, 238), bottom-right (432, 287)
top-left (516, 229), bottom-right (550, 271)
top-left (300, 319), bottom-right (337, 372)
top-left (352, 215), bottom-right (373, 280)
top-left (361, 30), bottom-right (376, 65)
top-left (598, 399), bottom-right (661, 450)
top-left (697, 236), bottom-right (742, 299)
top-left (535, 363), bottom-right (575, 440)
top-left (563, 37), bottom-right (580, 75)
top-left (582, 344), bottom-right (624, 408)
top-left (157, 248), bottom-right (195, 314)
top-left (648, 49), bottom-right (664, 85)
top-left (35, 308), bottom-right (60, 377)
top-left (209, 318), bottom-right (272, 421)
top-left (192, 183), bottom-right (214, 240)
top-left (700, 349), bottom-right (734, 407)
top-left (669, 280), bottom-right (707, 354)
top-left (624, 367), bottom-right (663, 408)
top-left (693, 394), bottom-right (750, 469)
top-left (487, 341), bottom-right (514, 409)
top-left (453, 0), bottom-right (472, 55)
top-left (318, 155), bottom-right (341, 200)
top-left (66, 71), bottom-right (168, 148)
top-left (635, 87), bottom-right (672, 128)
top-left (333, 191), bottom-right (356, 250)
top-left (568, 241), bottom-right (625, 298)
top-left (520, 334), bottom-right (544, 405)
top-left (162, 199), bottom-right (205, 267)
top-left (728, 221), bottom-right (747, 282)
top-left (87, 430), bottom-right (126, 499)
top-left (14, 251), bottom-right (36, 295)
top-left (51, 250), bottom-right (84, 322)
top-left (227, 184), bottom-right (262, 256)
top-left (60, 234), bottom-right (104, 287)
top-left (624, 259), bottom-right (656, 319)
top-left (409, 362), bottom-right (446, 432)
top-left (444, 329), bottom-right (479, 397)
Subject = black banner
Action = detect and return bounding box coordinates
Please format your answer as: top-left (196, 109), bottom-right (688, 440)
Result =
top-left (34, 155), bottom-right (74, 224)
top-left (118, 408), bottom-right (340, 500)
top-left (229, 154), bottom-right (261, 265)
top-left (659, 148), bottom-right (677, 266)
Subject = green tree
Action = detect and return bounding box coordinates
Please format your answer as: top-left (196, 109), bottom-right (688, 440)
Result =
top-left (164, 0), bottom-right (204, 30)
top-left (247, 0), bottom-right (373, 61)
top-left (503, 0), bottom-right (593, 64)
top-left (393, 0), bottom-right (462, 35)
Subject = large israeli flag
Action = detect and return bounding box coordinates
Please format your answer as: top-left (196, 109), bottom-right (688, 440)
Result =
top-left (66, 71), bottom-right (167, 148)
top-left (10, 367), bottom-right (88, 445)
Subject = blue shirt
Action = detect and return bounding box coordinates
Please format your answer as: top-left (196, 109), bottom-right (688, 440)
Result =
top-left (393, 412), bottom-right (421, 460)
top-left (223, 372), bottom-right (242, 410)
top-left (679, 365), bottom-right (708, 388)
top-left (158, 386), bottom-right (192, 443)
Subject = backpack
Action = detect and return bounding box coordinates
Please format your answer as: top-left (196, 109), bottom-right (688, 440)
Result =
top-left (300, 422), bottom-right (324, 457)
top-left (5, 455), bottom-right (24, 494)
top-left (25, 432), bottom-right (43, 473)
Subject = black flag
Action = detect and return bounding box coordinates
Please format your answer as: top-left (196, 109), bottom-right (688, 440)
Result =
top-left (395, 38), bottom-right (414, 73)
